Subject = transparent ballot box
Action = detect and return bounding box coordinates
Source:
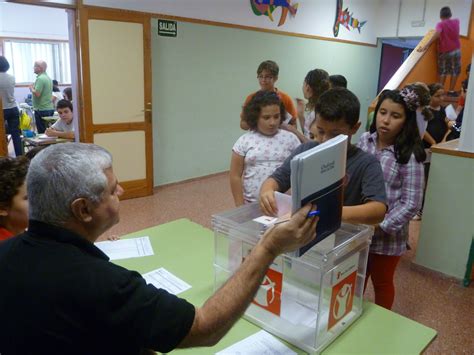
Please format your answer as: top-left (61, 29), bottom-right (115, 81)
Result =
top-left (212, 203), bottom-right (372, 354)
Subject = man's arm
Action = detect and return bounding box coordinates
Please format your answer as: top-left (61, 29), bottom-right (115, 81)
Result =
top-left (178, 204), bottom-right (318, 348)
top-left (30, 78), bottom-right (44, 98)
top-left (342, 201), bottom-right (386, 225)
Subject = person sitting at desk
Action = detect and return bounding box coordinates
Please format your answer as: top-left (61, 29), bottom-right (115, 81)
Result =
top-left (0, 143), bottom-right (318, 354)
top-left (45, 99), bottom-right (74, 139)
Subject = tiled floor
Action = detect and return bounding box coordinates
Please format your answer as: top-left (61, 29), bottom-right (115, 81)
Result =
top-left (103, 172), bottom-right (474, 354)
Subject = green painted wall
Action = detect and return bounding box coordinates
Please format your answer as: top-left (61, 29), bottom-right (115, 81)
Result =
top-left (415, 152), bottom-right (474, 279)
top-left (151, 19), bottom-right (382, 186)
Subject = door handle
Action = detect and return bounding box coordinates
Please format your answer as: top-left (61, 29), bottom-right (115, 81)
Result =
top-left (142, 109), bottom-right (152, 112)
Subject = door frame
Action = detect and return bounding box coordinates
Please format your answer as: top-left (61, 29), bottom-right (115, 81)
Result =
top-left (78, 6), bottom-right (154, 199)
top-left (0, 0), bottom-right (79, 157)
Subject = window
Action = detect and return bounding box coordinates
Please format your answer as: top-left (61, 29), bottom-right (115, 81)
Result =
top-left (3, 39), bottom-right (71, 84)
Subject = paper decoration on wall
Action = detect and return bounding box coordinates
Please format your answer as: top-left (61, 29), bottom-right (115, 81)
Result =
top-left (333, 0), bottom-right (367, 37)
top-left (250, 0), bottom-right (299, 27)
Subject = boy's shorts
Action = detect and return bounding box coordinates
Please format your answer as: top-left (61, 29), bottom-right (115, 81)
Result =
top-left (438, 49), bottom-right (461, 76)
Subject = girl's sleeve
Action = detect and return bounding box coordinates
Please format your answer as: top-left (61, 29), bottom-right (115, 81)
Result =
top-left (232, 134), bottom-right (248, 156)
top-left (380, 156), bottom-right (424, 235)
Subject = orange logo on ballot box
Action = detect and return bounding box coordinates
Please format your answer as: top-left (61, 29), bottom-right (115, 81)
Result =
top-left (328, 270), bottom-right (356, 330)
top-left (252, 267), bottom-right (283, 316)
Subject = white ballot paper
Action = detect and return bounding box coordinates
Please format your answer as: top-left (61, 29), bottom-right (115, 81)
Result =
top-left (216, 330), bottom-right (296, 355)
top-left (252, 192), bottom-right (292, 226)
top-left (95, 236), bottom-right (154, 261)
top-left (142, 267), bottom-right (191, 295)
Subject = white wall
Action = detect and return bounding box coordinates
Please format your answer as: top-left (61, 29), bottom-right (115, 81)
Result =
top-left (399, 0), bottom-right (471, 37)
top-left (84, 0), bottom-right (380, 44)
top-left (376, 0), bottom-right (472, 38)
top-left (0, 2), bottom-right (68, 40)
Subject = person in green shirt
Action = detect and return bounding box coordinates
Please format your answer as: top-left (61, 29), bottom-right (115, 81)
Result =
top-left (29, 60), bottom-right (54, 133)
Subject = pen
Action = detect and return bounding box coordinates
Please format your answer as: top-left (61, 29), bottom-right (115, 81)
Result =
top-left (271, 210), bottom-right (320, 226)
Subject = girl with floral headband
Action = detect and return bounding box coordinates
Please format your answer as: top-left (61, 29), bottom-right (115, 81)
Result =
top-left (357, 88), bottom-right (425, 310)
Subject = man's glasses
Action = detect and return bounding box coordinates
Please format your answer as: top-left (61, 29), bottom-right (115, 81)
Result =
top-left (257, 75), bottom-right (274, 81)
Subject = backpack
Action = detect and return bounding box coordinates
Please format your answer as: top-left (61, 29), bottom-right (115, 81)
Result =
top-left (19, 110), bottom-right (32, 130)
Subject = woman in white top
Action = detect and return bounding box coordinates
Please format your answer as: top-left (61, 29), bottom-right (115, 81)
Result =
top-left (0, 56), bottom-right (22, 156)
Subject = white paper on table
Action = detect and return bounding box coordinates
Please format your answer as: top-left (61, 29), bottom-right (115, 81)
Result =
top-left (95, 236), bottom-right (154, 261)
top-left (253, 215), bottom-right (278, 226)
top-left (216, 330), bottom-right (297, 355)
top-left (142, 267), bottom-right (191, 295)
top-left (445, 104), bottom-right (457, 120)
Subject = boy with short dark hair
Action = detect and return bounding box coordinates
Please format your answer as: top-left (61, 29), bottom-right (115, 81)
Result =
top-left (45, 99), bottom-right (74, 139)
top-left (329, 74), bottom-right (348, 88)
top-left (259, 88), bottom-right (387, 225)
top-left (240, 60), bottom-right (297, 130)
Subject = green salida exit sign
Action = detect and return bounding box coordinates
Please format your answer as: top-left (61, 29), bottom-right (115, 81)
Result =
top-left (158, 19), bottom-right (177, 37)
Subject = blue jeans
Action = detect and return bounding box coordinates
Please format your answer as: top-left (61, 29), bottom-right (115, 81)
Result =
top-left (4, 107), bottom-right (22, 156)
top-left (34, 109), bottom-right (55, 134)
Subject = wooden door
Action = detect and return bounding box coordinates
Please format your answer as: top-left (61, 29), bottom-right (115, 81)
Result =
top-left (79, 7), bottom-right (153, 199)
top-left (0, 98), bottom-right (6, 157)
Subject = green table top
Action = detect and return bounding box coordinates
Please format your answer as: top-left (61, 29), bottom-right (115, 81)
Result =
top-left (114, 219), bottom-right (437, 355)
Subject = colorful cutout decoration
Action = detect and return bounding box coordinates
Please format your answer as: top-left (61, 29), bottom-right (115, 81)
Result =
top-left (250, 0), bottom-right (299, 27)
top-left (333, 0), bottom-right (367, 37)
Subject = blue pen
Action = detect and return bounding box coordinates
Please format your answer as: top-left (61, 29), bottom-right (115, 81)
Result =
top-left (307, 210), bottom-right (320, 217)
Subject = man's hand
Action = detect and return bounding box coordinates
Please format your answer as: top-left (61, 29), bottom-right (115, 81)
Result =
top-left (259, 188), bottom-right (278, 216)
top-left (259, 204), bottom-right (318, 257)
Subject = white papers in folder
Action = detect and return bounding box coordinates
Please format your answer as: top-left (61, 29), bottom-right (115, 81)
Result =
top-left (95, 236), bottom-right (154, 260)
top-left (445, 104), bottom-right (457, 120)
top-left (216, 330), bottom-right (297, 355)
top-left (290, 135), bottom-right (348, 212)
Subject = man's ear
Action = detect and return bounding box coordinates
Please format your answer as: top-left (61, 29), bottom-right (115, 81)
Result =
top-left (70, 198), bottom-right (93, 223)
top-left (0, 207), bottom-right (9, 217)
top-left (350, 121), bottom-right (362, 135)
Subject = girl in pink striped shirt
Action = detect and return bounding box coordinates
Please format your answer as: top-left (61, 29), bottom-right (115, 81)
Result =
top-left (358, 87), bottom-right (425, 309)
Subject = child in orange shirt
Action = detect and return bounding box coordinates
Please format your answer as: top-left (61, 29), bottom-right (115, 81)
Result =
top-left (240, 60), bottom-right (297, 130)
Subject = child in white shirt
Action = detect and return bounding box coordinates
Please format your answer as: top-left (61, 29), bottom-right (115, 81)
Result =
top-left (45, 99), bottom-right (74, 139)
top-left (230, 91), bottom-right (300, 205)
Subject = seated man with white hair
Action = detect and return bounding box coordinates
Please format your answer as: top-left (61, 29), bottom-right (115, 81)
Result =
top-left (0, 143), bottom-right (318, 355)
